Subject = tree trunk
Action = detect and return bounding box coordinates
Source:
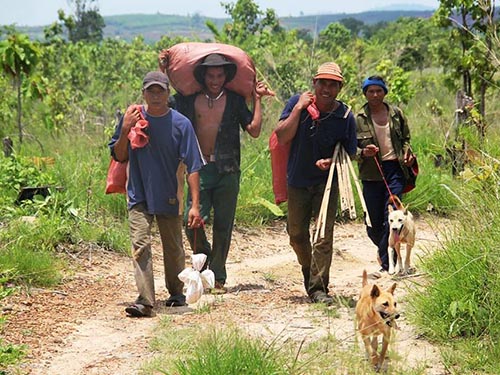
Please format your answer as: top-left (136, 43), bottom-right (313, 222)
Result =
top-left (16, 76), bottom-right (23, 144)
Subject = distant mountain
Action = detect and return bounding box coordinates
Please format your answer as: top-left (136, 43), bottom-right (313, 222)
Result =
top-left (13, 10), bottom-right (435, 43)
top-left (278, 10), bottom-right (433, 32)
top-left (369, 3), bottom-right (436, 11)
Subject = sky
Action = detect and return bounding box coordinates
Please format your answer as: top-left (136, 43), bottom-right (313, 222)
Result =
top-left (2, 0), bottom-right (440, 27)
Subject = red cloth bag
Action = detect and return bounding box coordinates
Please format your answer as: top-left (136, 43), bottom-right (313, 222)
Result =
top-left (269, 131), bottom-right (290, 204)
top-left (105, 159), bottom-right (127, 194)
top-left (402, 157), bottom-right (419, 193)
top-left (158, 42), bottom-right (256, 101)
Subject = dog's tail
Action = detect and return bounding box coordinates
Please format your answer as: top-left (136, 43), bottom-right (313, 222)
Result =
top-left (362, 269), bottom-right (368, 287)
top-left (390, 194), bottom-right (404, 210)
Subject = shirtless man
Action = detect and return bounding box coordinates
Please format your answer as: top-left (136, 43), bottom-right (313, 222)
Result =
top-left (174, 53), bottom-right (272, 292)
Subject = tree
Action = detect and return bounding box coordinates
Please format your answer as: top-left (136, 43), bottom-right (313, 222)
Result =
top-left (434, 0), bottom-right (498, 132)
top-left (46, 0), bottom-right (105, 43)
top-left (318, 23), bottom-right (352, 58)
top-left (339, 17), bottom-right (365, 37)
top-left (207, 0), bottom-right (282, 45)
top-left (0, 32), bottom-right (40, 144)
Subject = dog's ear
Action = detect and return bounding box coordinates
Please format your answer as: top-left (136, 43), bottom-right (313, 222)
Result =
top-left (388, 205), bottom-right (394, 213)
top-left (370, 285), bottom-right (381, 298)
top-left (388, 283), bottom-right (397, 294)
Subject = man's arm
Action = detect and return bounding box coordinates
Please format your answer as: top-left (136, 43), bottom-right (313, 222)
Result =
top-left (245, 81), bottom-right (275, 138)
top-left (113, 105), bottom-right (141, 162)
top-left (275, 91), bottom-right (313, 145)
top-left (186, 171), bottom-right (202, 228)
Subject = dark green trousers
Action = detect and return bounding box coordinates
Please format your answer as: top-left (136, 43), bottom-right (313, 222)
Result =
top-left (185, 163), bottom-right (240, 285)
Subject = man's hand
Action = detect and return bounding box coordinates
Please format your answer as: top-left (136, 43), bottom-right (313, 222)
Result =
top-left (297, 91), bottom-right (314, 111)
top-left (255, 81), bottom-right (275, 98)
top-left (121, 105), bottom-right (142, 135)
top-left (187, 207), bottom-right (203, 229)
top-left (315, 158), bottom-right (333, 171)
top-left (362, 144), bottom-right (379, 158)
top-left (404, 149), bottom-right (416, 166)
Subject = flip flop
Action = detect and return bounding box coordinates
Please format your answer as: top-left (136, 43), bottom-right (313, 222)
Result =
top-left (125, 303), bottom-right (152, 317)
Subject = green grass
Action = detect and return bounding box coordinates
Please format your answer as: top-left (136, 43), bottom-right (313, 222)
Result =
top-left (407, 180), bottom-right (500, 373)
top-left (143, 317), bottom-right (435, 375)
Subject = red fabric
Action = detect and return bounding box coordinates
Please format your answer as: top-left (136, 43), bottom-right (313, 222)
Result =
top-left (105, 159), bottom-right (127, 194)
top-left (106, 105), bottom-right (146, 194)
top-left (402, 157), bottom-right (419, 193)
top-left (127, 105), bottom-right (149, 149)
top-left (159, 42), bottom-right (256, 100)
top-left (307, 101), bottom-right (320, 120)
top-left (269, 131), bottom-right (290, 204)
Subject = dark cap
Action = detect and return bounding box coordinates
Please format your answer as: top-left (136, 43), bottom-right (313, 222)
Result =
top-left (142, 71), bottom-right (169, 90)
top-left (194, 53), bottom-right (237, 85)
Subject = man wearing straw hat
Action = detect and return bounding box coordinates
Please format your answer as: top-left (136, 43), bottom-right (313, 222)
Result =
top-left (275, 62), bottom-right (357, 305)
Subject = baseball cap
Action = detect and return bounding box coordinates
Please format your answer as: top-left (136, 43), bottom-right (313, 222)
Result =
top-left (314, 62), bottom-right (343, 82)
top-left (143, 71), bottom-right (169, 90)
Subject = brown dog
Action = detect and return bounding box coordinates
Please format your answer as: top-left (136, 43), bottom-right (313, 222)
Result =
top-left (355, 270), bottom-right (399, 371)
top-left (388, 195), bottom-right (416, 275)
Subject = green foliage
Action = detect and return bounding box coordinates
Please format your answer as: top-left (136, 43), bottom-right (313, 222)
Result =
top-left (318, 22), bottom-right (352, 57)
top-left (0, 339), bottom-right (26, 369)
top-left (374, 59), bottom-right (414, 105)
top-left (0, 217), bottom-right (64, 286)
top-left (50, 0), bottom-right (105, 43)
top-left (174, 328), bottom-right (291, 374)
top-left (408, 185), bottom-right (500, 372)
top-left (145, 322), bottom-right (298, 375)
top-left (238, 130), bottom-right (285, 225)
top-left (433, 0), bottom-right (498, 119)
top-left (0, 31), bottom-right (41, 144)
top-left (1, 2), bottom-right (500, 370)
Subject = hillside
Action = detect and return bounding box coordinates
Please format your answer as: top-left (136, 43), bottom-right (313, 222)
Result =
top-left (14, 10), bottom-right (434, 43)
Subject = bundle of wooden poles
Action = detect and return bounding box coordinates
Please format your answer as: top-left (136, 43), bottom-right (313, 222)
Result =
top-left (313, 143), bottom-right (371, 243)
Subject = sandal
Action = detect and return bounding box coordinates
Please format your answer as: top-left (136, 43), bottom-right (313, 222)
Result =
top-left (165, 296), bottom-right (187, 307)
top-left (125, 303), bottom-right (152, 317)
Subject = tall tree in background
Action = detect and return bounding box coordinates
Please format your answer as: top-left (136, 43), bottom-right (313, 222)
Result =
top-left (434, 0), bottom-right (497, 126)
top-left (47, 0), bottom-right (104, 43)
top-left (69, 0), bottom-right (105, 43)
top-left (207, 0), bottom-right (281, 45)
top-left (0, 32), bottom-right (40, 144)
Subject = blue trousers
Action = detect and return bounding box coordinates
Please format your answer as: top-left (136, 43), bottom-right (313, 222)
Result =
top-left (362, 160), bottom-right (405, 270)
top-left (185, 163), bottom-right (240, 285)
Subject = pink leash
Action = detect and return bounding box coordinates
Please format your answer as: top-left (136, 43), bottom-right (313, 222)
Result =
top-left (373, 155), bottom-right (397, 205)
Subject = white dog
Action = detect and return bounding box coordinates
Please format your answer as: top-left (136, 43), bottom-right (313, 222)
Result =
top-left (387, 196), bottom-right (415, 275)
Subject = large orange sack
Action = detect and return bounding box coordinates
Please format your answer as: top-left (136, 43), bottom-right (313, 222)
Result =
top-left (269, 131), bottom-right (290, 204)
top-left (159, 42), bottom-right (256, 100)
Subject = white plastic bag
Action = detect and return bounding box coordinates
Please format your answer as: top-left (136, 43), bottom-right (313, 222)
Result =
top-left (178, 254), bottom-right (215, 304)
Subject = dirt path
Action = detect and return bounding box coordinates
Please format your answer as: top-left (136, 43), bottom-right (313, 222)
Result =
top-left (2, 217), bottom-right (447, 374)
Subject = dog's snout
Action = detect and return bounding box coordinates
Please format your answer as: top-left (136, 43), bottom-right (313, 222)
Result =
top-left (394, 313), bottom-right (400, 320)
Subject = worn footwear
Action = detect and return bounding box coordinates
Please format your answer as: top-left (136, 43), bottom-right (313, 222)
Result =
top-left (165, 295), bottom-right (187, 307)
top-left (310, 291), bottom-right (334, 306)
top-left (125, 303), bottom-right (152, 317)
top-left (371, 268), bottom-right (388, 279)
top-left (210, 281), bottom-right (227, 295)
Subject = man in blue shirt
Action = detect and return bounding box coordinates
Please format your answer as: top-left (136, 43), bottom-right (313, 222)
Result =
top-left (109, 71), bottom-right (205, 317)
top-left (276, 62), bottom-right (357, 305)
